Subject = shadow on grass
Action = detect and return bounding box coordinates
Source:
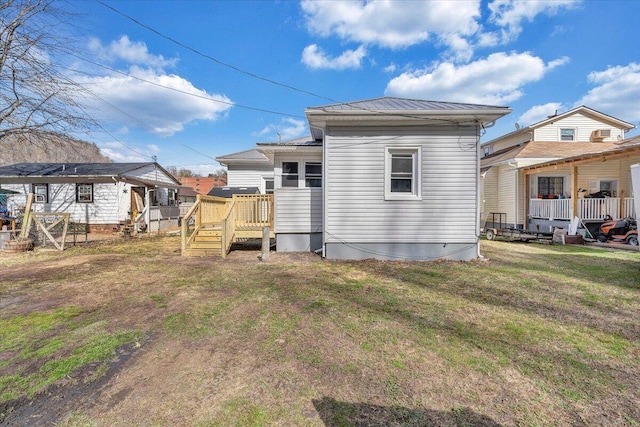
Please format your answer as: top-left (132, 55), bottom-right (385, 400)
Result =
top-left (313, 397), bottom-right (502, 427)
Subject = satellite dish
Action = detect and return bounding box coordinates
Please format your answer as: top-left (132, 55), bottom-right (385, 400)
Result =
top-left (515, 123), bottom-right (520, 130)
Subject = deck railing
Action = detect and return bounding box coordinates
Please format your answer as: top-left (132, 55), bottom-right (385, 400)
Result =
top-left (529, 197), bottom-right (635, 221)
top-left (181, 194), bottom-right (273, 257)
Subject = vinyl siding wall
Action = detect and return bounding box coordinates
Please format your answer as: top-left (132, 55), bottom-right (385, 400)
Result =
top-left (481, 167), bottom-right (498, 225)
top-left (496, 165), bottom-right (517, 226)
top-left (324, 126), bottom-right (479, 244)
top-left (227, 164), bottom-right (274, 192)
top-left (533, 113), bottom-right (625, 142)
top-left (130, 164), bottom-right (178, 186)
top-left (273, 152), bottom-right (323, 234)
top-left (2, 182), bottom-right (129, 225)
top-left (274, 188), bottom-right (322, 234)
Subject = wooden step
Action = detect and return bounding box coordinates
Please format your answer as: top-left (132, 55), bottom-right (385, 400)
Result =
top-left (182, 248), bottom-right (222, 257)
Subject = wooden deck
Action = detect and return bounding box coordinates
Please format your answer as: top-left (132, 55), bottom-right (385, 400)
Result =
top-left (181, 194), bottom-right (274, 257)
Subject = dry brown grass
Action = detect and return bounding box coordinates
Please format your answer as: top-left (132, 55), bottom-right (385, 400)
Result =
top-left (0, 235), bottom-right (638, 426)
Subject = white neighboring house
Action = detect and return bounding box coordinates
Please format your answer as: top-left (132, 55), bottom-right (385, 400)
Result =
top-left (215, 148), bottom-right (274, 194)
top-left (0, 162), bottom-right (182, 233)
top-left (217, 97), bottom-right (511, 261)
top-left (480, 106), bottom-right (637, 233)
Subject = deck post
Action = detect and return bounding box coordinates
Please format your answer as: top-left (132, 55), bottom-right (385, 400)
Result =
top-left (261, 226), bottom-right (270, 261)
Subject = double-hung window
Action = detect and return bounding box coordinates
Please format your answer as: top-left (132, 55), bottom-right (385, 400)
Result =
top-left (305, 162), bottom-right (322, 188)
top-left (560, 128), bottom-right (575, 141)
top-left (76, 183), bottom-right (93, 203)
top-left (385, 147), bottom-right (422, 200)
top-left (537, 177), bottom-right (563, 197)
top-left (32, 183), bottom-right (49, 203)
top-left (282, 162), bottom-right (299, 187)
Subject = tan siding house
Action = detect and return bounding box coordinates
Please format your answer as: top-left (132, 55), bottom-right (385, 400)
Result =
top-left (481, 106), bottom-right (637, 233)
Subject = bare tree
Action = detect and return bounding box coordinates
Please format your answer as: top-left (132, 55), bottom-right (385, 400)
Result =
top-left (0, 0), bottom-right (93, 139)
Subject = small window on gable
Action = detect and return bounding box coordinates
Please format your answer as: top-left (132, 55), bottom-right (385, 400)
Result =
top-left (282, 162), bottom-right (299, 187)
top-left (385, 147), bottom-right (422, 200)
top-left (32, 183), bottom-right (49, 203)
top-left (76, 183), bottom-right (93, 203)
top-left (305, 162), bottom-right (322, 188)
top-left (560, 128), bottom-right (575, 141)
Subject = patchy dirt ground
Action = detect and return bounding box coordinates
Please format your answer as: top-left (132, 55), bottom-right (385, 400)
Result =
top-left (1, 236), bottom-right (638, 426)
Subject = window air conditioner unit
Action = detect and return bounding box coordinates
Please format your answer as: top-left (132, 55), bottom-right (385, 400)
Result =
top-left (593, 129), bottom-right (611, 139)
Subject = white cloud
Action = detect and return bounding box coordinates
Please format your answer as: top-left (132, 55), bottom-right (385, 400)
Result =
top-left (88, 36), bottom-right (178, 71)
top-left (301, 0), bottom-right (480, 55)
top-left (384, 63), bottom-right (397, 73)
top-left (575, 63), bottom-right (640, 123)
top-left (301, 44), bottom-right (366, 70)
top-left (76, 37), bottom-right (233, 137)
top-left (385, 52), bottom-right (568, 105)
top-left (253, 118), bottom-right (307, 141)
top-left (484, 0), bottom-right (581, 45)
top-left (518, 102), bottom-right (565, 126)
top-left (98, 141), bottom-right (147, 162)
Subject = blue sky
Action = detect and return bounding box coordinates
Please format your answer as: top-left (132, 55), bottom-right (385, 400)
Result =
top-left (62, 0), bottom-right (640, 175)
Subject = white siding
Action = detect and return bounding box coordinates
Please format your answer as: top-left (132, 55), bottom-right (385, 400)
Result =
top-left (274, 188), bottom-right (322, 233)
top-left (130, 164), bottom-right (178, 186)
top-left (481, 168), bottom-right (498, 224)
top-left (324, 126), bottom-right (479, 244)
top-left (2, 182), bottom-right (126, 224)
top-left (533, 113), bottom-right (625, 142)
top-left (227, 164), bottom-right (274, 192)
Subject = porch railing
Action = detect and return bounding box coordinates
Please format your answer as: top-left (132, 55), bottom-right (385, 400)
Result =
top-left (578, 198), bottom-right (619, 220)
top-left (529, 197), bottom-right (636, 221)
top-left (623, 197), bottom-right (636, 218)
top-left (529, 198), bottom-right (571, 220)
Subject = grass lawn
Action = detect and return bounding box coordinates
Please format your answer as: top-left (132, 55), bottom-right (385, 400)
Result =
top-left (0, 236), bottom-right (638, 426)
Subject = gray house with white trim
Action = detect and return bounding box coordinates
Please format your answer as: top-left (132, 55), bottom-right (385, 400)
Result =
top-left (217, 97), bottom-right (511, 260)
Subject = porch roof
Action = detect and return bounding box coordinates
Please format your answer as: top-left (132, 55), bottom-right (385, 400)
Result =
top-left (481, 141), bottom-right (624, 168)
top-left (522, 137), bottom-right (640, 174)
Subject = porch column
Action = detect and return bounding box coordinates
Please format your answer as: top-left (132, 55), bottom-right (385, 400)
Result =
top-left (571, 166), bottom-right (578, 219)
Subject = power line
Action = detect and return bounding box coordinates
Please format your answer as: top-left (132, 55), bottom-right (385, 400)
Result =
top-left (97, 0), bottom-right (339, 104)
top-left (64, 53), bottom-right (307, 119)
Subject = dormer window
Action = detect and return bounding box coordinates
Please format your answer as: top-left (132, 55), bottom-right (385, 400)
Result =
top-left (560, 128), bottom-right (575, 141)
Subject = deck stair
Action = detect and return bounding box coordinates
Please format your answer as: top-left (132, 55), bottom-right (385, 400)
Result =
top-left (182, 224), bottom-right (223, 257)
top-left (181, 194), bottom-right (273, 257)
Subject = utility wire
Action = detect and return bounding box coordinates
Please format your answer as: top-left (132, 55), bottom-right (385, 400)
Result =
top-left (97, 0), bottom-right (339, 104)
top-left (64, 53), bottom-right (307, 119)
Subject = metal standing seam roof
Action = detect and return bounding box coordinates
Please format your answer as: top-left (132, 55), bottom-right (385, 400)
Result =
top-left (256, 135), bottom-right (320, 147)
top-left (307, 97), bottom-right (509, 112)
top-left (215, 148), bottom-right (271, 162)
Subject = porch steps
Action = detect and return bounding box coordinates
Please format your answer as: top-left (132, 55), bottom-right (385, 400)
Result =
top-left (183, 225), bottom-right (223, 257)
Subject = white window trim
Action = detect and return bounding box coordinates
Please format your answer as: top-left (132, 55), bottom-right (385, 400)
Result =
top-left (32, 183), bottom-right (48, 203)
top-left (76, 183), bottom-right (94, 203)
top-left (384, 147), bottom-right (422, 201)
top-left (559, 128), bottom-right (577, 142)
top-left (277, 160), bottom-right (323, 189)
top-left (262, 177), bottom-right (274, 194)
top-left (304, 161), bottom-right (322, 188)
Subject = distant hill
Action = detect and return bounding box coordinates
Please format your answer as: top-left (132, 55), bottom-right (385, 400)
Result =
top-left (0, 132), bottom-right (112, 166)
